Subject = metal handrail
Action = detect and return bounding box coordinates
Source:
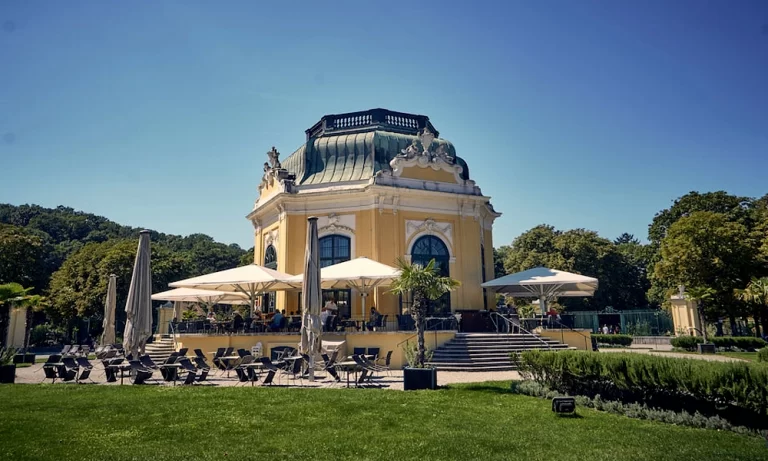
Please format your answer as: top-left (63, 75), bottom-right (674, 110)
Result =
top-left (168, 321), bottom-right (178, 350)
top-left (490, 312), bottom-right (552, 350)
top-left (549, 318), bottom-right (591, 350)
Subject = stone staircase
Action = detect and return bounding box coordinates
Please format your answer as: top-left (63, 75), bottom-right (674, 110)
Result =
top-left (144, 336), bottom-right (176, 363)
top-left (427, 332), bottom-right (571, 372)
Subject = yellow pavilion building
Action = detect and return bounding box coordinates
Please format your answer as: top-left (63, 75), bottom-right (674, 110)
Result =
top-left (246, 109), bottom-right (500, 328)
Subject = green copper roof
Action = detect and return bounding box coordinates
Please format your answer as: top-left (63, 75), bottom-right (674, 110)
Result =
top-left (282, 130), bottom-right (469, 186)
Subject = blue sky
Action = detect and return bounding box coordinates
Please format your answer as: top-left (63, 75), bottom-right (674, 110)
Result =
top-left (1, 1), bottom-right (767, 249)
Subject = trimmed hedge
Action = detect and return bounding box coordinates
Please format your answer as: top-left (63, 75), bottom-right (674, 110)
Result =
top-left (513, 350), bottom-right (768, 429)
top-left (670, 336), bottom-right (767, 352)
top-left (592, 334), bottom-right (633, 346)
top-left (759, 348), bottom-right (768, 363)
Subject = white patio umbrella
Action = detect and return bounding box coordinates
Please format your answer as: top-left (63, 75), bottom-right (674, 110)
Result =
top-left (152, 287), bottom-right (250, 320)
top-left (482, 267), bottom-right (598, 314)
top-left (123, 231), bottom-right (153, 358)
top-left (300, 217), bottom-right (322, 381)
top-left (169, 264), bottom-right (296, 316)
top-left (288, 257), bottom-right (401, 319)
top-left (100, 274), bottom-right (117, 345)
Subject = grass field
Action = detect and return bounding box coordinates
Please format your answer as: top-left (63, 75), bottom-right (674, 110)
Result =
top-left (1, 382), bottom-right (766, 461)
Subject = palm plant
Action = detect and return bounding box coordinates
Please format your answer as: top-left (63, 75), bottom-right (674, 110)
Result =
top-left (736, 277), bottom-right (768, 337)
top-left (389, 258), bottom-right (459, 367)
top-left (684, 286), bottom-right (715, 343)
top-left (0, 283), bottom-right (46, 349)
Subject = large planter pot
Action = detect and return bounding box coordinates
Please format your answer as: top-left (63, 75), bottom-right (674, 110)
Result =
top-left (0, 364), bottom-right (16, 384)
top-left (12, 354), bottom-right (35, 364)
top-left (698, 343), bottom-right (716, 354)
top-left (403, 367), bottom-right (437, 390)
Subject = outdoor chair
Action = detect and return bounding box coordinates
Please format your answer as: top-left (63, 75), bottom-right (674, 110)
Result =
top-left (234, 355), bottom-right (255, 383)
top-left (259, 356), bottom-right (281, 386)
top-left (192, 357), bottom-right (211, 382)
top-left (350, 355), bottom-right (371, 384)
top-left (80, 345), bottom-right (91, 356)
top-left (286, 356), bottom-right (304, 386)
top-left (360, 355), bottom-right (387, 376)
top-left (321, 351), bottom-right (341, 383)
top-left (42, 354), bottom-right (62, 383)
top-left (159, 356), bottom-right (179, 382)
top-left (367, 348), bottom-right (380, 360)
top-left (353, 347), bottom-right (366, 356)
top-left (177, 358), bottom-right (198, 385)
top-left (237, 348), bottom-right (248, 358)
top-left (251, 342), bottom-right (263, 358)
top-left (177, 348), bottom-right (189, 357)
top-left (59, 345), bottom-right (72, 356)
top-left (128, 360), bottom-right (153, 385)
top-left (213, 348), bottom-right (226, 370)
top-left (103, 357), bottom-right (123, 382)
top-left (140, 355), bottom-right (159, 370)
top-left (194, 349), bottom-right (206, 360)
top-left (58, 357), bottom-right (79, 382)
top-left (75, 357), bottom-right (94, 383)
top-left (376, 351), bottom-right (393, 376)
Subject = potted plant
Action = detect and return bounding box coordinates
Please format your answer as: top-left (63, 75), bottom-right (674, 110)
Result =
top-left (390, 258), bottom-right (459, 391)
top-left (0, 347), bottom-right (16, 384)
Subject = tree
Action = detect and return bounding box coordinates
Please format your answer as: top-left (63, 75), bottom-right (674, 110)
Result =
top-left (239, 248), bottom-right (255, 266)
top-left (0, 224), bottom-right (55, 292)
top-left (614, 233), bottom-right (640, 245)
top-left (735, 277), bottom-right (768, 338)
top-left (493, 246), bottom-right (510, 278)
top-left (389, 259), bottom-right (459, 367)
top-left (502, 226), bottom-right (648, 310)
top-left (683, 286), bottom-right (715, 342)
top-left (653, 211), bottom-right (758, 326)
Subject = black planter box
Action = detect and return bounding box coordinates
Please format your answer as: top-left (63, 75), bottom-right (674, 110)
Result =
top-left (12, 354), bottom-right (36, 364)
top-left (698, 343), bottom-right (716, 354)
top-left (0, 365), bottom-right (16, 384)
top-left (403, 367), bottom-right (437, 390)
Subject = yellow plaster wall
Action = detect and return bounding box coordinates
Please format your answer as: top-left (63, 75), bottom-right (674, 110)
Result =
top-left (670, 297), bottom-right (701, 336)
top-left (254, 195), bottom-right (492, 317)
top-left (176, 331), bottom-right (456, 369)
top-left (538, 329), bottom-right (592, 351)
top-left (398, 167), bottom-right (458, 183)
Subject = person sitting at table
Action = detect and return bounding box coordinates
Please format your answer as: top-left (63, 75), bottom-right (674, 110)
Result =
top-left (207, 311), bottom-right (215, 321)
top-left (366, 306), bottom-right (381, 331)
top-left (269, 309), bottom-right (284, 331)
top-left (324, 297), bottom-right (338, 312)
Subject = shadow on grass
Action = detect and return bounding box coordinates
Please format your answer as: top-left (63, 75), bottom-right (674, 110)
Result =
top-left (442, 382), bottom-right (517, 395)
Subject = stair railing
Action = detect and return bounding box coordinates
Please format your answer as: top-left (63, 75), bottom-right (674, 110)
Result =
top-left (549, 318), bottom-right (591, 351)
top-left (489, 312), bottom-right (552, 350)
top-left (168, 320), bottom-right (178, 351)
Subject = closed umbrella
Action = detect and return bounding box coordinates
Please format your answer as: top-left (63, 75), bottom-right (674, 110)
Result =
top-left (123, 230), bottom-right (153, 358)
top-left (101, 274), bottom-right (117, 345)
top-left (300, 217), bottom-right (322, 381)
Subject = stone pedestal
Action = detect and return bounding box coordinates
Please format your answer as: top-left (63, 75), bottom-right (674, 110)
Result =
top-left (5, 307), bottom-right (27, 348)
top-left (670, 295), bottom-right (701, 336)
top-left (157, 307), bottom-right (175, 335)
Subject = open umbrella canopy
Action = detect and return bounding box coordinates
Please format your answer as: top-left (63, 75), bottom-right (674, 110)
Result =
top-left (288, 257), bottom-right (400, 291)
top-left (482, 267), bottom-right (598, 296)
top-left (482, 267), bottom-right (598, 314)
top-left (169, 264), bottom-right (296, 315)
top-left (151, 287), bottom-right (249, 305)
top-left (123, 231), bottom-right (153, 357)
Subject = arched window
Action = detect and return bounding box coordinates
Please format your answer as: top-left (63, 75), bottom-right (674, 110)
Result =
top-left (319, 235), bottom-right (352, 318)
top-left (263, 245), bottom-right (277, 270)
top-left (262, 245), bottom-right (277, 312)
top-left (410, 235), bottom-right (451, 315)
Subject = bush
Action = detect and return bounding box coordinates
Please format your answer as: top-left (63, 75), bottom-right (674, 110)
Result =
top-left (592, 334), bottom-right (633, 346)
top-left (670, 336), bottom-right (767, 352)
top-left (758, 348), bottom-right (768, 363)
top-left (670, 335), bottom-right (703, 351)
top-left (513, 350), bottom-right (768, 430)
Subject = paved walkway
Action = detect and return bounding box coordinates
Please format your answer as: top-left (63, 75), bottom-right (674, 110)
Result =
top-left (14, 363), bottom-right (520, 390)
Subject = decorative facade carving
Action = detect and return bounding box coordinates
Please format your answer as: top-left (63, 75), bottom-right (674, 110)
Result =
top-left (251, 218), bottom-right (261, 234)
top-left (318, 213), bottom-right (355, 235)
top-left (263, 228), bottom-right (279, 250)
top-left (258, 146), bottom-right (296, 199)
top-left (386, 127), bottom-right (469, 184)
top-left (405, 218), bottom-right (453, 247)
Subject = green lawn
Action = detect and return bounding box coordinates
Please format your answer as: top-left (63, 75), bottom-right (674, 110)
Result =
top-left (0, 382), bottom-right (765, 461)
top-left (719, 351), bottom-right (759, 361)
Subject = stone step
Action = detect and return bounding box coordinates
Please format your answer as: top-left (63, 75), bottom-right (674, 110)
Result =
top-left (428, 364), bottom-right (517, 372)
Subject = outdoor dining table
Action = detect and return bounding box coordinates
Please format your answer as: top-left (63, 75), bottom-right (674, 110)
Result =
top-left (220, 356), bottom-right (241, 377)
top-left (107, 363), bottom-right (132, 385)
top-left (334, 361), bottom-right (362, 388)
top-left (161, 362), bottom-right (183, 384)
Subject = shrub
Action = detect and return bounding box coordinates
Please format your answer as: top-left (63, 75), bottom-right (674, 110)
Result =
top-left (592, 334), bottom-right (633, 346)
top-left (758, 348), bottom-right (768, 363)
top-left (670, 336), bottom-right (703, 351)
top-left (514, 350), bottom-right (768, 429)
top-left (670, 336), bottom-right (767, 351)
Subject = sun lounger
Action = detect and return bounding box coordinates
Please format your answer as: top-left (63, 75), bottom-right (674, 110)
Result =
top-left (128, 361), bottom-right (153, 385)
top-left (42, 354), bottom-right (62, 383)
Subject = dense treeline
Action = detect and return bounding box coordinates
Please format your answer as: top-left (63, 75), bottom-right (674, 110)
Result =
top-left (0, 204), bottom-right (252, 330)
top-left (494, 191), bottom-right (768, 336)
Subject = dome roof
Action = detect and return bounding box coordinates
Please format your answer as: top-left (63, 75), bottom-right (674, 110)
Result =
top-left (281, 109), bottom-right (470, 186)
